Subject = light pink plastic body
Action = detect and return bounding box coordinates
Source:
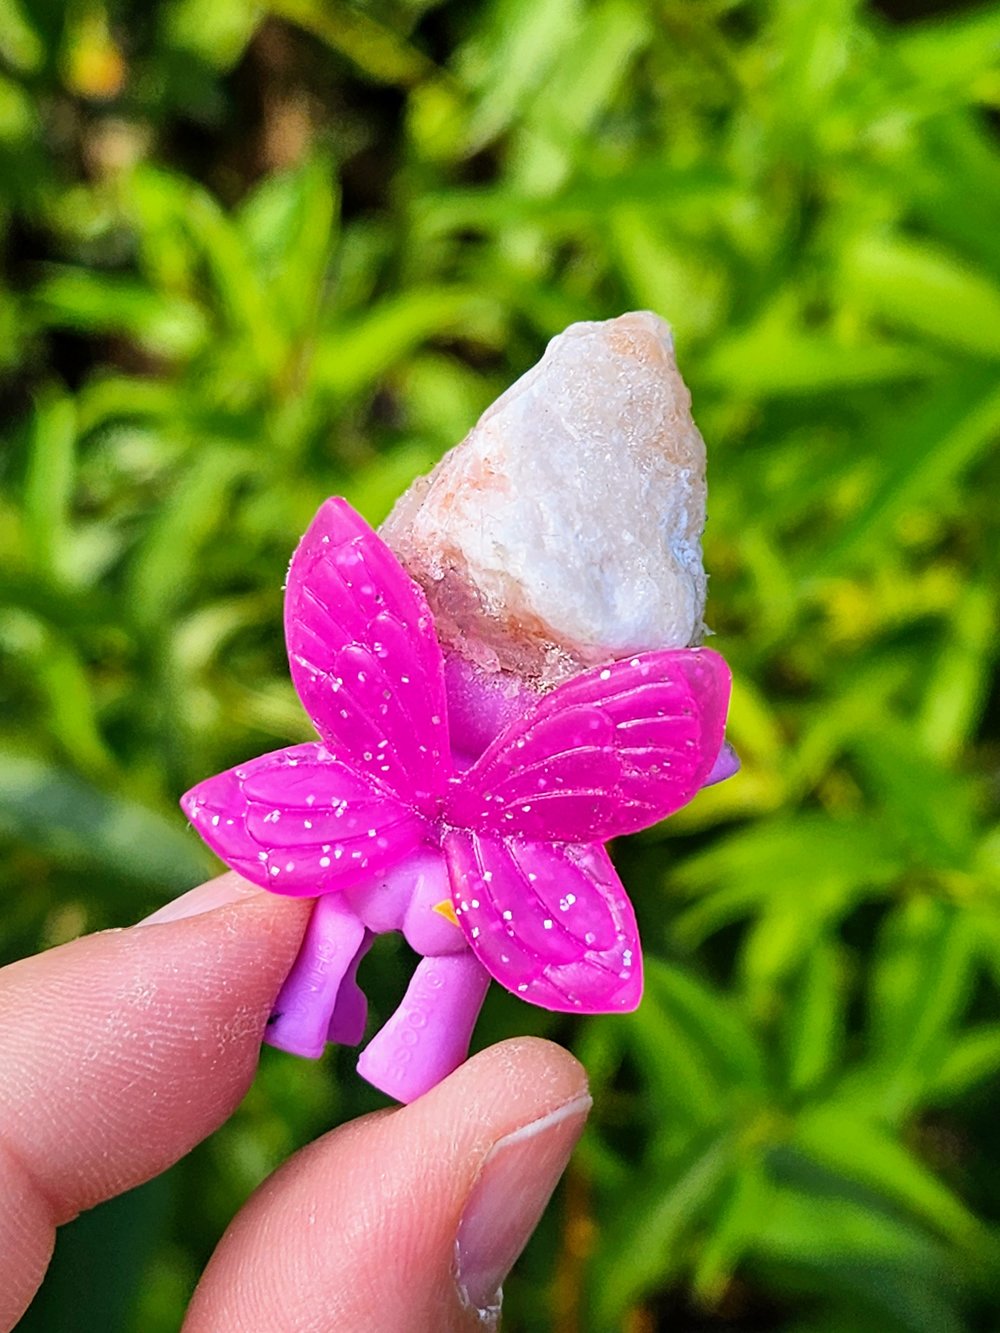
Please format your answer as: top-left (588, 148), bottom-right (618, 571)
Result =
top-left (181, 499), bottom-right (735, 1102)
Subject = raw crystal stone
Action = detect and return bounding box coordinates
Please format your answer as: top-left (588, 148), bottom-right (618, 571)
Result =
top-left (381, 311), bottom-right (707, 685)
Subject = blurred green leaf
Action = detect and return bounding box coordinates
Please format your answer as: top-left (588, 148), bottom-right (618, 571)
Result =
top-left (783, 939), bottom-right (846, 1096)
top-left (792, 1103), bottom-right (980, 1245)
top-left (672, 815), bottom-right (901, 948)
top-left (163, 0), bottom-right (260, 69)
top-left (809, 367), bottom-right (1000, 575)
top-left (237, 154), bottom-right (338, 349)
top-left (843, 235), bottom-right (1000, 359)
top-left (0, 0), bottom-right (44, 73)
top-left (272, 0), bottom-right (438, 86)
top-left (0, 750), bottom-right (209, 891)
top-left (917, 580), bottom-right (997, 762)
top-left (927, 1023), bottom-right (1000, 1102)
top-left (31, 268), bottom-right (208, 358)
top-left (127, 448), bottom-right (257, 631)
top-left (22, 385), bottom-right (75, 580)
top-left (895, 6), bottom-right (1000, 100)
top-left (692, 1158), bottom-right (772, 1305)
top-left (753, 1175), bottom-right (965, 1333)
top-left (314, 288), bottom-right (500, 400)
top-left (590, 1130), bottom-right (736, 1327)
top-left (867, 896), bottom-right (977, 1115)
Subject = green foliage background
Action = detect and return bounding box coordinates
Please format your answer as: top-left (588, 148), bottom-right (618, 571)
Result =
top-left (1, 0), bottom-right (999, 1329)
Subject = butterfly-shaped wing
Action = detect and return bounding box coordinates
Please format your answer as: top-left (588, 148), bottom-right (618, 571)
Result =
top-left (442, 829), bottom-right (641, 1013)
top-left (181, 742), bottom-right (429, 895)
top-left (446, 648), bottom-right (731, 843)
top-left (285, 499), bottom-right (452, 813)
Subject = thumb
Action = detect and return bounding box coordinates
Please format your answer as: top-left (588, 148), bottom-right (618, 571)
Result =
top-left (182, 1038), bottom-right (590, 1332)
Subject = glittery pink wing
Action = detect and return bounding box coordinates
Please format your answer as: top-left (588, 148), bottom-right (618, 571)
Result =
top-left (446, 648), bottom-right (731, 843)
top-left (181, 742), bottom-right (429, 896)
top-left (442, 829), bottom-right (641, 1013)
top-left (284, 498), bottom-right (451, 813)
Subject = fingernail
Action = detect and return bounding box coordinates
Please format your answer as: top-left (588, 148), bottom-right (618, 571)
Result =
top-left (455, 1092), bottom-right (591, 1320)
top-left (137, 873), bottom-right (263, 926)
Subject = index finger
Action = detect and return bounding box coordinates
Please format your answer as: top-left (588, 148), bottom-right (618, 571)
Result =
top-left (0, 875), bottom-right (310, 1332)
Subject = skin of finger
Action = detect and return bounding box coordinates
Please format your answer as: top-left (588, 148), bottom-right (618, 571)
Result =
top-left (0, 881), bottom-right (311, 1332)
top-left (182, 1037), bottom-right (588, 1333)
top-left (0, 1140), bottom-right (54, 1333)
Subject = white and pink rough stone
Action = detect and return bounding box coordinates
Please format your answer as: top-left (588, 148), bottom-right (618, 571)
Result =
top-left (381, 311), bottom-right (707, 687)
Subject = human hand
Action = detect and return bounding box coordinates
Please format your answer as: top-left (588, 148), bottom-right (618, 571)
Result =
top-left (0, 874), bottom-right (591, 1332)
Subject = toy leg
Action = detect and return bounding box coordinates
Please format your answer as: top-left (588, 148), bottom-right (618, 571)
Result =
top-left (327, 929), bottom-right (373, 1046)
top-left (265, 895), bottom-right (366, 1058)
top-left (357, 951), bottom-right (491, 1104)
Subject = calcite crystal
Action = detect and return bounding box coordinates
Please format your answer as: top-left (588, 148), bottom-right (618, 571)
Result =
top-left (381, 311), bottom-right (707, 685)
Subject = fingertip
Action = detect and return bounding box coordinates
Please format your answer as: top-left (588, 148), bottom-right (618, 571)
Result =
top-left (182, 1038), bottom-right (591, 1333)
top-left (426, 1035), bottom-right (590, 1126)
top-left (0, 887), bottom-right (312, 1223)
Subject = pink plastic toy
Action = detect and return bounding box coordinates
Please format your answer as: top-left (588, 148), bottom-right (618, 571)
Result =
top-left (181, 498), bottom-right (736, 1102)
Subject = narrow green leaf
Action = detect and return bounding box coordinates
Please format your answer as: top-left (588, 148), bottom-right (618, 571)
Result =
top-left (457, 0), bottom-right (582, 151)
top-left (22, 385), bottom-right (75, 579)
top-left (12, 614), bottom-right (116, 777)
top-left (917, 581), bottom-right (997, 762)
top-left (413, 165), bottom-right (732, 239)
top-left (271, 0), bottom-right (438, 86)
top-left (75, 376), bottom-right (176, 435)
top-left (895, 6), bottom-right (1000, 98)
top-left (702, 329), bottom-right (937, 396)
top-left (621, 977), bottom-right (723, 1129)
top-left (849, 726), bottom-right (977, 867)
top-left (792, 1104), bottom-right (980, 1245)
top-left (674, 816), bottom-right (900, 918)
top-left (783, 939), bottom-right (845, 1096)
top-left (867, 897), bottom-right (977, 1110)
top-left (611, 211), bottom-right (727, 345)
top-left (127, 449), bottom-right (254, 631)
top-left (843, 235), bottom-right (1000, 359)
top-left (692, 1158), bottom-right (771, 1305)
top-left (237, 154), bottom-right (338, 348)
top-left (314, 289), bottom-right (500, 400)
top-left (926, 1024), bottom-right (1000, 1102)
top-left (31, 267), bottom-right (207, 359)
top-left (644, 958), bottom-right (768, 1091)
top-left (754, 1176), bottom-right (965, 1333)
top-left (180, 187), bottom-right (286, 378)
top-left (589, 1132), bottom-right (735, 1327)
top-left (810, 367), bottom-right (1000, 575)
